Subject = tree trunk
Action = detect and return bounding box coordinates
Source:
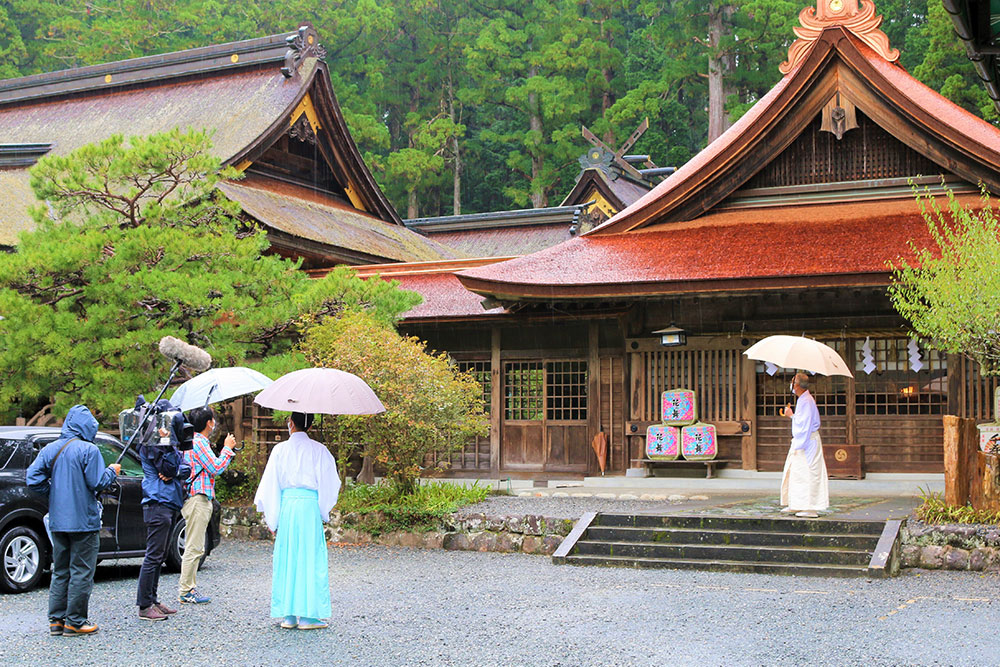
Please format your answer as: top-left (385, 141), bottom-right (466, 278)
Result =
top-left (407, 189), bottom-right (419, 219)
top-left (528, 65), bottom-right (547, 209)
top-left (707, 3), bottom-right (733, 143)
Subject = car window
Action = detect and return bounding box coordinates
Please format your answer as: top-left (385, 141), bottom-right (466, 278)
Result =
top-left (0, 439), bottom-right (19, 470)
top-left (95, 438), bottom-right (143, 476)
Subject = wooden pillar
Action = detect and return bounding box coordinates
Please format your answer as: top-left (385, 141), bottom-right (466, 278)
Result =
top-left (946, 354), bottom-right (962, 417)
top-left (845, 339), bottom-right (857, 445)
top-left (588, 322), bottom-right (601, 474)
top-left (740, 354), bottom-right (757, 470)
top-left (489, 327), bottom-right (502, 477)
top-left (943, 415), bottom-right (967, 506)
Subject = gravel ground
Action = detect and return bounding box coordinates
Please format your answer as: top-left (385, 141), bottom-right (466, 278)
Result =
top-left (1, 539), bottom-right (997, 666)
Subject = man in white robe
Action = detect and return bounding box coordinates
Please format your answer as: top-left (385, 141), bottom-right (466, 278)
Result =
top-left (780, 372), bottom-right (829, 518)
top-left (254, 412), bottom-right (340, 630)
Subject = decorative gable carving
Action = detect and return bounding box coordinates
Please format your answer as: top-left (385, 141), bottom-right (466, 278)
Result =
top-left (780, 0), bottom-right (899, 74)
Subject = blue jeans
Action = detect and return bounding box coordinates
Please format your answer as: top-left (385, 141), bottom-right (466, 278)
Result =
top-left (136, 502), bottom-right (175, 609)
top-left (49, 530), bottom-right (99, 626)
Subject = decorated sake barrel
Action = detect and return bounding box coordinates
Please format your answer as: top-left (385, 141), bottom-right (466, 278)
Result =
top-left (646, 425), bottom-right (680, 461)
top-left (681, 422), bottom-right (717, 461)
top-left (979, 423), bottom-right (1000, 454)
top-left (661, 388), bottom-right (697, 425)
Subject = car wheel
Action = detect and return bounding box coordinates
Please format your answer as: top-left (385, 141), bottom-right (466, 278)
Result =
top-left (1, 525), bottom-right (46, 594)
top-left (164, 519), bottom-right (206, 572)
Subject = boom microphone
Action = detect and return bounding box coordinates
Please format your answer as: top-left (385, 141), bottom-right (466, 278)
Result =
top-left (158, 336), bottom-right (212, 372)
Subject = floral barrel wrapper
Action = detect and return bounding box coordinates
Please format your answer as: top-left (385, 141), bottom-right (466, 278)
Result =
top-left (681, 422), bottom-right (717, 461)
top-left (646, 425), bottom-right (681, 461)
top-left (661, 388), bottom-right (697, 425)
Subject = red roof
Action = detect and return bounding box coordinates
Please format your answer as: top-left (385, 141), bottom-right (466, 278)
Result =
top-left (457, 197), bottom-right (967, 299)
top-left (588, 28), bottom-right (1000, 235)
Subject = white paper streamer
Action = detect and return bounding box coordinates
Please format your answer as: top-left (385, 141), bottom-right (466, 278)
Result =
top-left (765, 362), bottom-right (778, 376)
top-left (908, 336), bottom-right (924, 373)
top-left (861, 336), bottom-right (876, 375)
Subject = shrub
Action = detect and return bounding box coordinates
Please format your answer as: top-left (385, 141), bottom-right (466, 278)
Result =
top-left (915, 488), bottom-right (1000, 525)
top-left (337, 481), bottom-right (489, 536)
top-left (301, 311), bottom-right (488, 495)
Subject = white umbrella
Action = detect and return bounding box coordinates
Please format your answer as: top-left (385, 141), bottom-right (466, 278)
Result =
top-left (253, 368), bottom-right (385, 415)
top-left (169, 366), bottom-right (274, 412)
top-left (744, 335), bottom-right (853, 378)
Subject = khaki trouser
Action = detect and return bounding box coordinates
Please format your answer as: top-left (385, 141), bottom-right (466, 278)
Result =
top-left (178, 493), bottom-right (212, 595)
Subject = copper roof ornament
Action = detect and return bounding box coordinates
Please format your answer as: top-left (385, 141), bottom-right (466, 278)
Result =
top-left (779, 0), bottom-right (900, 75)
top-left (281, 24), bottom-right (327, 78)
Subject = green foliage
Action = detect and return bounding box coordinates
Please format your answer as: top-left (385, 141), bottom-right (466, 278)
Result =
top-left (0, 129), bottom-right (419, 422)
top-left (215, 437), bottom-right (267, 504)
top-left (915, 488), bottom-right (1000, 525)
top-left (888, 188), bottom-right (1000, 375)
top-left (336, 480), bottom-right (490, 535)
top-left (2, 1), bottom-right (989, 217)
top-left (300, 310), bottom-right (488, 495)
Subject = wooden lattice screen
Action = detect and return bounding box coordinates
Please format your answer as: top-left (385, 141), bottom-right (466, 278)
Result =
top-left (955, 355), bottom-right (1000, 421)
top-left (741, 110), bottom-right (943, 189)
top-left (427, 360), bottom-right (492, 473)
top-left (633, 347), bottom-right (744, 423)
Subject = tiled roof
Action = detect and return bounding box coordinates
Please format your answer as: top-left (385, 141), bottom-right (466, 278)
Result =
top-left (422, 224), bottom-right (574, 257)
top-left (0, 62), bottom-right (311, 246)
top-left (220, 180), bottom-right (463, 263)
top-left (457, 197), bottom-right (964, 299)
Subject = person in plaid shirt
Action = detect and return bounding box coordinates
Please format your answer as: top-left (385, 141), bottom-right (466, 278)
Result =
top-left (178, 406), bottom-right (237, 604)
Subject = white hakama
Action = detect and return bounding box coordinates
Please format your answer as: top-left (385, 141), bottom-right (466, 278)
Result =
top-left (779, 390), bottom-right (829, 512)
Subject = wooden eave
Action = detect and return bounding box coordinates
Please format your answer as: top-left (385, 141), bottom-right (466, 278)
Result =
top-left (561, 169), bottom-right (626, 209)
top-left (226, 62), bottom-right (402, 225)
top-left (456, 271), bottom-right (892, 303)
top-left (589, 26), bottom-right (1000, 235)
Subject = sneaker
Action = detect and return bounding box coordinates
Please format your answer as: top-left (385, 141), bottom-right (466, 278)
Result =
top-left (155, 601), bottom-right (178, 614)
top-left (63, 622), bottom-right (98, 635)
top-left (795, 511), bottom-right (819, 518)
top-left (779, 507), bottom-right (797, 514)
top-left (280, 615), bottom-right (298, 629)
top-left (138, 606), bottom-right (167, 622)
top-left (49, 620), bottom-right (63, 636)
top-left (179, 590), bottom-right (211, 605)
top-left (297, 618), bottom-right (328, 630)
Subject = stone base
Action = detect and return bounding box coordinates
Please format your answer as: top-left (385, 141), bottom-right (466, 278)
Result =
top-left (625, 467), bottom-right (650, 478)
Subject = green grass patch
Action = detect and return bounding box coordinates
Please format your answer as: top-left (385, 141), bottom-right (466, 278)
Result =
top-left (336, 481), bottom-right (490, 536)
top-left (915, 488), bottom-right (1000, 525)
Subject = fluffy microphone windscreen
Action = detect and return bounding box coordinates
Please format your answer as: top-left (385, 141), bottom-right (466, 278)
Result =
top-left (158, 336), bottom-right (212, 372)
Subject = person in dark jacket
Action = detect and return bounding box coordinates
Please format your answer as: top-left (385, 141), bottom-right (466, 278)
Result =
top-left (26, 405), bottom-right (120, 636)
top-left (135, 402), bottom-right (191, 621)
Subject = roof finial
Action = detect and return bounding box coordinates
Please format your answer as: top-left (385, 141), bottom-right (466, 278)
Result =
top-left (779, 0), bottom-right (899, 75)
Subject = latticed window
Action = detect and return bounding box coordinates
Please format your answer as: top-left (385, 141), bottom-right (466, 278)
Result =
top-left (755, 340), bottom-right (848, 417)
top-left (855, 338), bottom-right (947, 415)
top-left (546, 361), bottom-right (588, 421)
top-left (457, 361), bottom-right (491, 415)
top-left (504, 362), bottom-right (544, 420)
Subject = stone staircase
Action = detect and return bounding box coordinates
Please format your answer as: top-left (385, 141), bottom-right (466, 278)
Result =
top-left (552, 513), bottom-right (902, 577)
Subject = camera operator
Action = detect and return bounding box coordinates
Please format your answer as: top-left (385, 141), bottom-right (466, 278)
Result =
top-left (135, 401), bottom-right (191, 622)
top-left (177, 406), bottom-right (236, 604)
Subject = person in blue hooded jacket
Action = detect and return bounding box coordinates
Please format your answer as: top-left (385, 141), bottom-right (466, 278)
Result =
top-left (26, 404), bottom-right (120, 637)
top-left (135, 402), bottom-right (191, 621)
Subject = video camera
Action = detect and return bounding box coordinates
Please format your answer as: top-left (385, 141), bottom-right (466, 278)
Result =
top-left (119, 401), bottom-right (195, 452)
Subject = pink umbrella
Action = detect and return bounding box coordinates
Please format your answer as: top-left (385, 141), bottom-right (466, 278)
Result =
top-left (253, 368), bottom-right (385, 415)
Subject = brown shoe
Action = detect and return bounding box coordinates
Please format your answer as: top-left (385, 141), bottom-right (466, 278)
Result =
top-left (154, 602), bottom-right (177, 615)
top-left (63, 622), bottom-right (98, 635)
top-left (138, 606), bottom-right (167, 621)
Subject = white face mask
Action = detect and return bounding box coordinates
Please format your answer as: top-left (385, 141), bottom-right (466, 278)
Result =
top-left (790, 382), bottom-right (795, 393)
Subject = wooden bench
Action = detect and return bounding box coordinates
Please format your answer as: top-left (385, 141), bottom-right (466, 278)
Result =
top-left (631, 458), bottom-right (735, 479)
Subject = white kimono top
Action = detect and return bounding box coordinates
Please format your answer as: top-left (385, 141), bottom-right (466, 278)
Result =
top-left (790, 389), bottom-right (822, 463)
top-left (253, 431), bottom-right (341, 532)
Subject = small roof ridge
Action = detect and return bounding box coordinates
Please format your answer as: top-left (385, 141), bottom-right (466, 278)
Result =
top-left (405, 205), bottom-right (582, 231)
top-left (0, 26), bottom-right (310, 105)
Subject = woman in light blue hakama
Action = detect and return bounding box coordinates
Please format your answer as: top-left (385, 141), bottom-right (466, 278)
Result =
top-left (254, 412), bottom-right (340, 630)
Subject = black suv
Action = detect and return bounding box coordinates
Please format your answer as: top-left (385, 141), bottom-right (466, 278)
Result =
top-left (0, 426), bottom-right (221, 593)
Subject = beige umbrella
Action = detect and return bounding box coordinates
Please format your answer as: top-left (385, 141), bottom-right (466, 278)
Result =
top-left (743, 335), bottom-right (853, 378)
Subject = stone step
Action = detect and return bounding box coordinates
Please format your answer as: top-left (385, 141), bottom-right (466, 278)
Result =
top-left (561, 553), bottom-right (870, 577)
top-left (584, 525), bottom-right (880, 550)
top-left (573, 539), bottom-right (873, 566)
top-left (594, 513), bottom-right (884, 536)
